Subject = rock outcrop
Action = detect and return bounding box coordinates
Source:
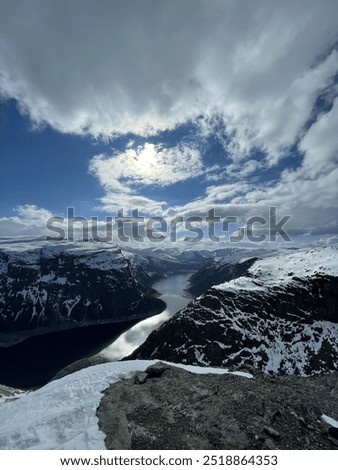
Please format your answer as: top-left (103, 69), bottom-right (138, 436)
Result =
top-left (97, 362), bottom-right (338, 450)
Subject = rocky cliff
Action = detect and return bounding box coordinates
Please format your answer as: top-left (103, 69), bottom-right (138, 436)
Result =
top-left (0, 242), bottom-right (164, 344)
top-left (128, 247), bottom-right (338, 375)
top-left (186, 256), bottom-right (258, 296)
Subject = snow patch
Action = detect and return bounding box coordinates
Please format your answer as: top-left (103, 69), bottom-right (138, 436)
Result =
top-left (322, 414), bottom-right (338, 428)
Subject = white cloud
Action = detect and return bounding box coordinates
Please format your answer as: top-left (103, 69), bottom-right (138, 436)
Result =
top-left (98, 192), bottom-right (167, 216)
top-left (0, 205), bottom-right (53, 237)
top-left (0, 0), bottom-right (337, 164)
top-left (162, 92), bottom-right (338, 238)
top-left (88, 141), bottom-right (204, 214)
top-left (170, 98), bottom-right (338, 237)
top-left (89, 142), bottom-right (203, 191)
top-left (299, 97), bottom-right (338, 177)
top-left (225, 159), bottom-right (263, 179)
top-left (0, 205), bottom-right (119, 241)
top-left (223, 49), bottom-right (338, 164)
top-left (89, 94), bottom-right (338, 235)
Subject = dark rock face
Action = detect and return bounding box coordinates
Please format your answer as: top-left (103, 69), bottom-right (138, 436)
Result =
top-left (186, 257), bottom-right (258, 296)
top-left (128, 275), bottom-right (338, 375)
top-left (97, 363), bottom-right (338, 450)
top-left (0, 244), bottom-right (164, 341)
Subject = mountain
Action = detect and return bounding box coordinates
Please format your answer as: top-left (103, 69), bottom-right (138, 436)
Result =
top-left (186, 256), bottom-right (259, 296)
top-left (128, 246), bottom-right (338, 375)
top-left (124, 247), bottom-right (208, 286)
top-left (127, 246), bottom-right (272, 289)
top-left (0, 242), bottom-right (165, 345)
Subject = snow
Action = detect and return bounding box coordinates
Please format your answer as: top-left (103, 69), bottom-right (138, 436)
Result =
top-left (0, 240), bottom-right (126, 271)
top-left (0, 360), bottom-right (252, 450)
top-left (216, 245), bottom-right (338, 293)
top-left (216, 249), bottom-right (338, 375)
top-left (322, 414), bottom-right (338, 428)
top-left (180, 307), bottom-right (338, 376)
top-left (54, 276), bottom-right (68, 285)
top-left (0, 385), bottom-right (26, 405)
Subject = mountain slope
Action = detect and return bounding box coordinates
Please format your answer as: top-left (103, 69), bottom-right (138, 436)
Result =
top-left (0, 242), bottom-right (164, 344)
top-left (128, 246), bottom-right (338, 375)
top-left (186, 256), bottom-right (258, 296)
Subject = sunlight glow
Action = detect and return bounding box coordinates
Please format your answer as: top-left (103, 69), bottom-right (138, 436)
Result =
top-left (135, 143), bottom-right (157, 174)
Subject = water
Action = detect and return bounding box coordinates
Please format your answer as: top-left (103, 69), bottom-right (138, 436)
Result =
top-left (100, 272), bottom-right (193, 361)
top-left (0, 318), bottom-right (143, 388)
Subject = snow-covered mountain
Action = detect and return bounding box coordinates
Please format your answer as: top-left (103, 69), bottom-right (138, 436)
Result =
top-left (186, 256), bottom-right (259, 296)
top-left (0, 241), bottom-right (165, 345)
top-left (129, 246), bottom-right (338, 375)
top-left (125, 249), bottom-right (205, 286)
top-left (1, 241), bottom-right (338, 450)
top-left (127, 246), bottom-right (272, 288)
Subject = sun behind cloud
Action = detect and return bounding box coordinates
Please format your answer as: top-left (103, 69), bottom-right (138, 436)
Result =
top-left (89, 142), bottom-right (204, 192)
top-left (131, 143), bottom-right (158, 177)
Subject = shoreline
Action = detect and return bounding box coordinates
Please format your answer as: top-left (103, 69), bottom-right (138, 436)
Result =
top-left (0, 296), bottom-right (166, 348)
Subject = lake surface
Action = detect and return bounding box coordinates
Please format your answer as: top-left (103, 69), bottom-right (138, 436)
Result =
top-left (100, 272), bottom-right (193, 361)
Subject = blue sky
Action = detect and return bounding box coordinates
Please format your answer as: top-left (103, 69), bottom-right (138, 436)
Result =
top-left (0, 100), bottom-right (100, 216)
top-left (0, 0), bottom-right (338, 245)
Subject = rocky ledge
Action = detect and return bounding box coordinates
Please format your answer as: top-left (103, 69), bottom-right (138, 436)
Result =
top-left (97, 362), bottom-right (338, 450)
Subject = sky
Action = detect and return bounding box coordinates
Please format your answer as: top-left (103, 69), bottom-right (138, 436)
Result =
top-left (0, 0), bottom-right (338, 247)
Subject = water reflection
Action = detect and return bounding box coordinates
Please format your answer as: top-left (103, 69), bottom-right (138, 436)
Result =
top-left (100, 272), bottom-right (193, 360)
